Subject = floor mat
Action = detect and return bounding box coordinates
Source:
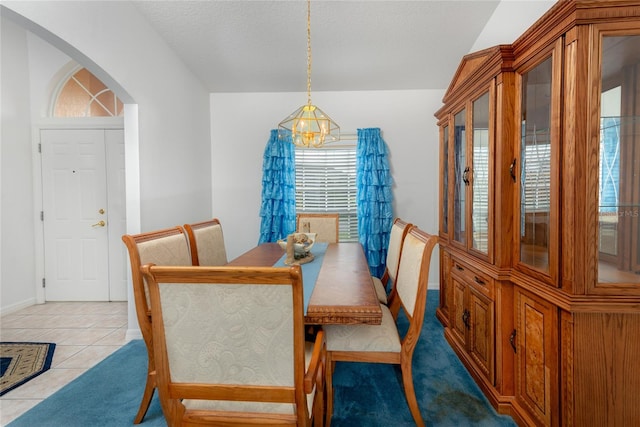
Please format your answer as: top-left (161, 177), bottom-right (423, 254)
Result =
top-left (0, 342), bottom-right (56, 397)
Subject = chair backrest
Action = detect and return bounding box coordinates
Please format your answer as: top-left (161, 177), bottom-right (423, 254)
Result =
top-left (141, 264), bottom-right (312, 426)
top-left (121, 227), bottom-right (192, 344)
top-left (385, 218), bottom-right (412, 284)
top-left (296, 213), bottom-right (339, 243)
top-left (391, 226), bottom-right (438, 348)
top-left (183, 218), bottom-right (228, 266)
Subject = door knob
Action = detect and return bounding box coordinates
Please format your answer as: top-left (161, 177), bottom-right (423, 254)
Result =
top-left (98, 208), bottom-right (105, 214)
top-left (92, 220), bottom-right (106, 227)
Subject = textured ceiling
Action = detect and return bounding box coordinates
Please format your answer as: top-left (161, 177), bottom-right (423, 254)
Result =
top-left (132, 0), bottom-right (555, 93)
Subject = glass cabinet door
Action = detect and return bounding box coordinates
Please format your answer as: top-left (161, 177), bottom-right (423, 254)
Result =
top-left (453, 110), bottom-right (467, 246)
top-left (519, 56), bottom-right (553, 274)
top-left (472, 93), bottom-right (490, 255)
top-left (442, 124), bottom-right (449, 237)
top-left (597, 34), bottom-right (640, 284)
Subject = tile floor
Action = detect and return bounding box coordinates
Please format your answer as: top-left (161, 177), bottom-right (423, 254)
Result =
top-left (0, 301), bottom-right (128, 426)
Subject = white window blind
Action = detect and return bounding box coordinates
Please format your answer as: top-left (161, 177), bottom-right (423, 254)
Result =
top-left (295, 144), bottom-right (358, 241)
top-left (522, 140), bottom-right (551, 212)
top-left (472, 130), bottom-right (490, 250)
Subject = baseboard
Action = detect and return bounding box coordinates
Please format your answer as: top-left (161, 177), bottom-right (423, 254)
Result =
top-left (0, 297), bottom-right (38, 317)
top-left (428, 281), bottom-right (439, 290)
top-left (125, 328), bottom-right (143, 341)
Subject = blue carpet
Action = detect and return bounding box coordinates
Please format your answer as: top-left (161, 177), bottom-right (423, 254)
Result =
top-left (8, 290), bottom-right (515, 426)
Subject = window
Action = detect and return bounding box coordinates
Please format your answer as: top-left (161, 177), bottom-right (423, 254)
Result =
top-left (54, 68), bottom-right (123, 117)
top-left (599, 86), bottom-right (622, 217)
top-left (295, 141), bottom-right (358, 241)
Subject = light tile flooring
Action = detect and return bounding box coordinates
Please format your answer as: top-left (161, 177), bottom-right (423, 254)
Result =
top-left (0, 301), bottom-right (128, 426)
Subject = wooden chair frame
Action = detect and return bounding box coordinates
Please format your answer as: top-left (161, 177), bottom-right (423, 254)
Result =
top-left (141, 264), bottom-right (326, 426)
top-left (325, 227), bottom-right (438, 427)
top-left (296, 213), bottom-right (339, 243)
top-left (122, 227), bottom-right (191, 424)
top-left (183, 217), bottom-right (227, 266)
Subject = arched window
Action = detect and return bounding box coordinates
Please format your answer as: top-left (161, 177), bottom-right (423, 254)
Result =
top-left (53, 68), bottom-right (123, 117)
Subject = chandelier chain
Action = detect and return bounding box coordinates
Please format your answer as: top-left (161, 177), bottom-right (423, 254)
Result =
top-left (277, 0), bottom-right (339, 147)
top-left (306, 0), bottom-right (312, 105)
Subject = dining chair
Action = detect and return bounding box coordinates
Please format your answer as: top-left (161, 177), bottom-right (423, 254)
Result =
top-left (183, 218), bottom-right (228, 266)
top-left (141, 264), bottom-right (326, 427)
top-left (372, 218), bottom-right (412, 305)
top-left (296, 213), bottom-right (339, 243)
top-left (323, 226), bottom-right (438, 427)
top-left (121, 227), bottom-right (192, 424)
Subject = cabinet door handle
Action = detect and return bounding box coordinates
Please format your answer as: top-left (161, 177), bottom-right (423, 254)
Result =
top-left (509, 329), bottom-right (517, 353)
top-left (474, 276), bottom-right (485, 285)
top-left (462, 309), bottom-right (471, 329)
top-left (509, 158), bottom-right (517, 182)
top-left (462, 167), bottom-right (470, 185)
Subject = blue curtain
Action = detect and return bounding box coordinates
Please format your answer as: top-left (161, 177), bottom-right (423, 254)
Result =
top-left (357, 128), bottom-right (394, 277)
top-left (258, 130), bottom-right (296, 244)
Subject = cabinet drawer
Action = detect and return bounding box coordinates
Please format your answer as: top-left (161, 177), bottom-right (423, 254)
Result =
top-left (451, 258), bottom-right (494, 298)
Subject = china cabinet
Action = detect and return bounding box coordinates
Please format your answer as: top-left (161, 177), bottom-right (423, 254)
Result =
top-left (436, 1), bottom-right (640, 425)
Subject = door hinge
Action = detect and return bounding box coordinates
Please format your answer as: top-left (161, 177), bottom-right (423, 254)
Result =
top-left (41, 211), bottom-right (44, 221)
top-left (42, 278), bottom-right (46, 288)
top-left (38, 143), bottom-right (42, 153)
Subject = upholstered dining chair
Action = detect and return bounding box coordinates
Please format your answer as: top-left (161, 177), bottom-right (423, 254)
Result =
top-left (121, 227), bottom-right (192, 424)
top-left (141, 264), bottom-right (326, 427)
top-left (372, 218), bottom-right (412, 305)
top-left (296, 213), bottom-right (339, 243)
top-left (323, 226), bottom-right (438, 427)
top-left (183, 218), bottom-right (228, 266)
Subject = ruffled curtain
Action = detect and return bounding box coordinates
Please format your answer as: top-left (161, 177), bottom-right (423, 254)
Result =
top-left (258, 130), bottom-right (296, 244)
top-left (357, 128), bottom-right (394, 277)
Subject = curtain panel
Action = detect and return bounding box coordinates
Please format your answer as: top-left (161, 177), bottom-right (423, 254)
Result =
top-left (258, 130), bottom-right (296, 244)
top-left (357, 128), bottom-right (394, 277)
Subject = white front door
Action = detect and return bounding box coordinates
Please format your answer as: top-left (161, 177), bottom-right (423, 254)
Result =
top-left (40, 128), bottom-right (126, 301)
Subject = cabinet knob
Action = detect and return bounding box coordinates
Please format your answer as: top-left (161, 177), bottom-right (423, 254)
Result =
top-left (463, 167), bottom-right (470, 185)
top-left (510, 158), bottom-right (517, 182)
top-left (462, 309), bottom-right (471, 329)
top-left (509, 329), bottom-right (517, 353)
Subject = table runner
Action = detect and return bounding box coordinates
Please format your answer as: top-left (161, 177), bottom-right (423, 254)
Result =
top-left (273, 242), bottom-right (328, 313)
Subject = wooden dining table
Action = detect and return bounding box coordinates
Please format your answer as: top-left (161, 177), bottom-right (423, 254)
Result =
top-left (227, 242), bottom-right (382, 325)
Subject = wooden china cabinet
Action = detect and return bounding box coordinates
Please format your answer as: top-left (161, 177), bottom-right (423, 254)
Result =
top-left (436, 1), bottom-right (640, 426)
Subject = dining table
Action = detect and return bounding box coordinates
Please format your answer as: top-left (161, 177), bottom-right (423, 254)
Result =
top-left (227, 242), bottom-right (382, 325)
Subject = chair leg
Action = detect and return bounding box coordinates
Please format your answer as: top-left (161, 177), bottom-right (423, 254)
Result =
top-left (313, 361), bottom-right (325, 427)
top-left (400, 359), bottom-right (425, 427)
top-left (325, 354), bottom-right (335, 427)
top-left (133, 370), bottom-right (156, 424)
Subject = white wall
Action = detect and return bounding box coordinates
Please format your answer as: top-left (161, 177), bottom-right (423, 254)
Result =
top-left (0, 18), bottom-right (37, 312)
top-left (471, 0), bottom-right (555, 52)
top-left (211, 89), bottom-right (443, 285)
top-left (2, 1), bottom-right (213, 231)
top-left (0, 3), bottom-right (212, 333)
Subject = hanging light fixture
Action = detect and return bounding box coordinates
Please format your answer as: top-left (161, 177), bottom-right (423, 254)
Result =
top-left (278, 0), bottom-right (340, 148)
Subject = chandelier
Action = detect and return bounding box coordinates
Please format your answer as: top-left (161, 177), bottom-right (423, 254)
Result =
top-left (278, 0), bottom-right (340, 148)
